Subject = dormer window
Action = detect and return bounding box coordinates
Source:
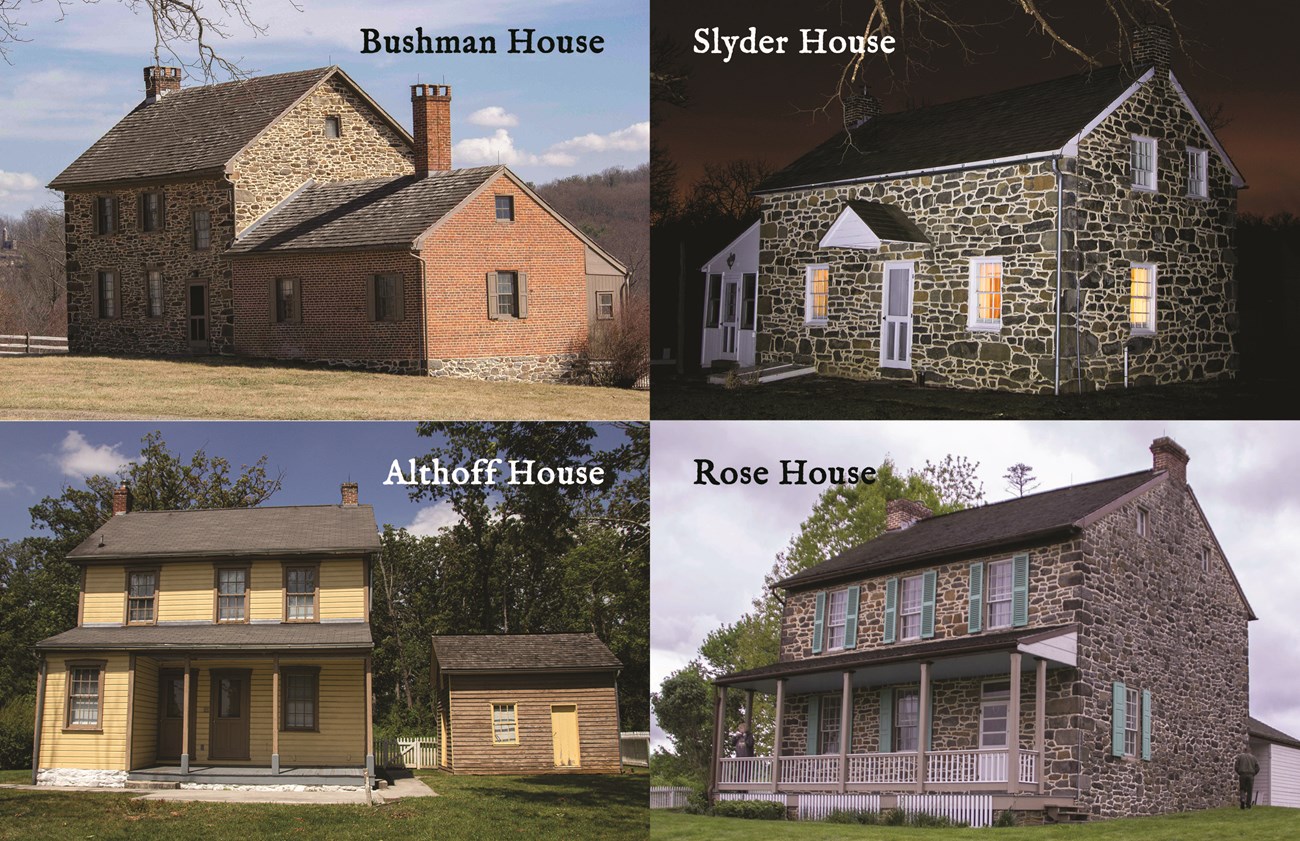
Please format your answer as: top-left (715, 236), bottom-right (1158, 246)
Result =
top-left (127, 570), bottom-right (158, 624)
top-left (1131, 135), bottom-right (1157, 191)
top-left (323, 116), bottom-right (341, 139)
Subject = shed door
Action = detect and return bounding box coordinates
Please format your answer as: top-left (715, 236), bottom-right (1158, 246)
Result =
top-left (880, 263), bottom-right (914, 369)
top-left (551, 705), bottom-right (580, 768)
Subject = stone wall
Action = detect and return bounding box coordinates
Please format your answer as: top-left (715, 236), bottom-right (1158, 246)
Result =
top-left (37, 768), bottom-right (128, 787)
top-left (427, 353), bottom-right (585, 383)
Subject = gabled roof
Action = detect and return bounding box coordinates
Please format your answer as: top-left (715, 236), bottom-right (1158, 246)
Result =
top-left (49, 66), bottom-right (412, 190)
top-left (819, 200), bottom-right (930, 249)
top-left (35, 621), bottom-right (372, 651)
top-left (432, 633), bottom-right (622, 673)
top-left (68, 504), bottom-right (381, 562)
top-left (1249, 716), bottom-right (1300, 750)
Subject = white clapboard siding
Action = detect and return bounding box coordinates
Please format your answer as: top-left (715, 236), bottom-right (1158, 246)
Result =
top-left (897, 793), bottom-right (993, 828)
top-left (1268, 742), bottom-right (1300, 807)
top-left (796, 793), bottom-right (881, 821)
top-left (650, 786), bottom-right (690, 809)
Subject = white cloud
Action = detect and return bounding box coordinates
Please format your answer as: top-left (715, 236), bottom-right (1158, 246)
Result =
top-left (0, 68), bottom-right (130, 143)
top-left (406, 503), bottom-right (461, 536)
top-left (56, 431), bottom-right (132, 479)
top-left (550, 121), bottom-right (649, 154)
top-left (0, 478), bottom-right (17, 491)
top-left (467, 106), bottom-right (518, 128)
top-left (453, 129), bottom-right (576, 167)
top-left (0, 171), bottom-right (40, 192)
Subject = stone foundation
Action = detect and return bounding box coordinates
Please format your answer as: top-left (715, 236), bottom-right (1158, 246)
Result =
top-left (36, 768), bottom-right (128, 787)
top-left (427, 353), bottom-right (584, 383)
top-left (178, 783), bottom-right (364, 792)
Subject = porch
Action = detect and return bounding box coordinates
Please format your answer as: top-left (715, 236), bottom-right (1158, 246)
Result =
top-left (127, 764), bottom-right (368, 787)
top-left (719, 748), bottom-right (1038, 790)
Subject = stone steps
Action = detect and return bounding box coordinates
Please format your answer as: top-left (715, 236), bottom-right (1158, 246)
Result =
top-left (126, 780), bottom-right (180, 790)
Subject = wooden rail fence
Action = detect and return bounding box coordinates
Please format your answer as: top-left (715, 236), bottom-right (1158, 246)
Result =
top-left (0, 333), bottom-right (68, 356)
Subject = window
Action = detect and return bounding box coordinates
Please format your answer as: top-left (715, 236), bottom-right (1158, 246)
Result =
top-left (96, 271), bottom-right (118, 319)
top-left (899, 575), bottom-right (923, 641)
top-left (274, 277), bottom-right (301, 323)
top-left (895, 689), bottom-right (920, 752)
top-left (805, 265), bottom-right (829, 324)
top-left (1124, 688), bottom-right (1140, 756)
top-left (65, 663), bottom-right (105, 730)
top-left (824, 589), bottom-right (848, 651)
top-left (284, 565), bottom-right (318, 621)
top-left (1201, 546), bottom-right (1211, 573)
top-left (372, 273), bottom-right (402, 322)
top-left (980, 681), bottom-right (1010, 748)
top-left (596, 291), bottom-right (614, 320)
top-left (985, 560), bottom-right (1013, 629)
top-left (496, 271), bottom-right (519, 317)
top-left (818, 695), bottom-right (842, 754)
top-left (493, 703), bottom-right (519, 744)
top-left (1187, 147), bottom-right (1208, 198)
top-left (193, 210), bottom-right (212, 250)
top-left (282, 669), bottom-right (319, 731)
top-left (323, 115), bottom-right (341, 138)
top-left (140, 192), bottom-right (165, 232)
top-left (495, 195), bottom-right (515, 221)
top-left (147, 270), bottom-right (164, 318)
top-left (94, 196), bottom-right (117, 235)
top-left (705, 274), bottom-right (722, 328)
top-left (741, 273), bottom-right (757, 330)
top-left (968, 257), bottom-right (1003, 330)
top-left (1129, 264), bottom-right (1156, 333)
top-left (217, 568), bottom-right (247, 622)
top-left (127, 570), bottom-right (157, 624)
top-left (1136, 506), bottom-right (1149, 537)
top-left (1131, 135), bottom-right (1157, 191)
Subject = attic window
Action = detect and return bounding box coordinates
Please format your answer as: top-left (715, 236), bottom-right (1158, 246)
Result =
top-left (1131, 135), bottom-right (1157, 192)
top-left (323, 116), bottom-right (341, 139)
top-left (1187, 148), bottom-right (1208, 198)
top-left (1136, 506), bottom-right (1149, 538)
top-left (1201, 546), bottom-right (1210, 573)
top-left (495, 195), bottom-right (515, 221)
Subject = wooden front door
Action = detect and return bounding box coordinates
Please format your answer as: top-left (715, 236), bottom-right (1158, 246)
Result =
top-left (187, 282), bottom-right (208, 354)
top-left (157, 669), bottom-right (197, 761)
top-left (551, 704), bottom-right (580, 768)
top-left (880, 261), bottom-right (914, 369)
top-left (209, 670), bottom-right (251, 761)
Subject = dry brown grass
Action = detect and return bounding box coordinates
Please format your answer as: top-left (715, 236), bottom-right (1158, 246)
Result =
top-left (0, 356), bottom-right (648, 420)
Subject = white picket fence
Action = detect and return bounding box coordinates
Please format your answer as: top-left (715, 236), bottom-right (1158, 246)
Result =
top-left (797, 793), bottom-right (881, 821)
top-left (0, 333), bottom-right (68, 356)
top-left (375, 736), bottom-right (438, 769)
top-left (718, 792), bottom-right (786, 804)
top-left (650, 786), bottom-right (690, 809)
top-left (896, 793), bottom-right (993, 828)
top-left (620, 730), bottom-right (650, 767)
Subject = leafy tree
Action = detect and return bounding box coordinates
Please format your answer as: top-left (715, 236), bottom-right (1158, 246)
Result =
top-left (650, 662), bottom-right (715, 782)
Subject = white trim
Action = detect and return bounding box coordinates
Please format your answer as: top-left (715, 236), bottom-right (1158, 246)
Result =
top-left (700, 221), bottom-right (760, 272)
top-left (879, 261), bottom-right (915, 370)
top-left (819, 206), bottom-right (881, 250)
top-left (805, 263), bottom-right (830, 325)
top-left (1018, 630), bottom-right (1078, 667)
top-left (1186, 146), bottom-right (1209, 199)
top-left (1168, 71), bottom-right (1247, 188)
top-left (966, 256), bottom-right (1004, 332)
top-left (984, 559), bottom-right (1013, 629)
top-left (1060, 67), bottom-right (1155, 155)
top-left (1130, 135), bottom-right (1158, 192)
top-left (1129, 262), bottom-right (1158, 335)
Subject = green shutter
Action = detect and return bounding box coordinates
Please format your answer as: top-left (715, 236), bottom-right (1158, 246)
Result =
top-left (806, 696), bottom-right (821, 755)
top-left (1112, 682), bottom-right (1126, 757)
top-left (812, 591), bottom-right (826, 654)
top-left (878, 689), bottom-right (893, 752)
top-left (883, 579), bottom-right (898, 644)
top-left (968, 562), bottom-right (984, 633)
top-left (1012, 554), bottom-right (1030, 627)
top-left (921, 571), bottom-right (937, 639)
top-left (844, 586), bottom-right (861, 649)
top-left (1141, 690), bottom-right (1152, 760)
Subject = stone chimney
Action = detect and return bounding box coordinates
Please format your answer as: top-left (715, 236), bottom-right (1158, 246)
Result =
top-left (112, 483), bottom-right (133, 516)
top-left (843, 88), bottom-right (882, 130)
top-left (341, 482), bottom-right (359, 506)
top-left (1150, 437), bottom-right (1189, 488)
top-left (1132, 24), bottom-right (1172, 74)
top-left (411, 83), bottom-right (453, 176)
top-left (886, 498), bottom-right (932, 531)
top-left (144, 66), bottom-right (182, 103)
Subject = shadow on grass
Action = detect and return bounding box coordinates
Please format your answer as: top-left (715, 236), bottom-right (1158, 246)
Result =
top-left (422, 770), bottom-right (648, 810)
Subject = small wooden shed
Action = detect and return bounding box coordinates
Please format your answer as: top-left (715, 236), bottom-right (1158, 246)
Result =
top-left (1249, 716), bottom-right (1300, 807)
top-left (431, 633), bottom-right (623, 774)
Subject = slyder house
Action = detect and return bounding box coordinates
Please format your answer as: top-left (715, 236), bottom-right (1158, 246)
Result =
top-left (704, 25), bottom-right (1241, 392)
top-left (711, 438), bottom-right (1254, 821)
top-left (50, 65), bottom-right (627, 382)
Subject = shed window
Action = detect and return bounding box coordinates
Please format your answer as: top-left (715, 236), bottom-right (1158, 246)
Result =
top-left (493, 703), bottom-right (518, 744)
top-left (285, 566), bottom-right (317, 621)
top-left (66, 665), bottom-right (104, 729)
top-left (495, 195), bottom-right (515, 221)
top-left (127, 570), bottom-right (157, 623)
top-left (282, 670), bottom-right (318, 730)
top-left (1131, 135), bottom-right (1157, 191)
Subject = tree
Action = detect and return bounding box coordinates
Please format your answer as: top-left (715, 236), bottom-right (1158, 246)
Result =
top-left (1004, 463), bottom-right (1040, 497)
top-left (683, 159), bottom-right (773, 225)
top-left (0, 206), bottom-right (65, 336)
top-left (650, 662), bottom-right (715, 784)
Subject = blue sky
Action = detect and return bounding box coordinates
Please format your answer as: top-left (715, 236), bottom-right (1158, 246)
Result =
top-left (0, 421), bottom-right (630, 539)
top-left (0, 0), bottom-right (648, 216)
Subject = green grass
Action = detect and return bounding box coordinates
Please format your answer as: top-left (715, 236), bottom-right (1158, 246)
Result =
top-left (651, 807), bottom-right (1300, 840)
top-left (0, 771), bottom-right (30, 784)
top-left (0, 770), bottom-right (648, 841)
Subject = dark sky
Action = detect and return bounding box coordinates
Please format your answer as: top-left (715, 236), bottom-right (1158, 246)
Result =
top-left (655, 1), bottom-right (1300, 215)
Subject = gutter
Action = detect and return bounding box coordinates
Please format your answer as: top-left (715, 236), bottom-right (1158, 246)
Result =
top-left (754, 150), bottom-right (1063, 196)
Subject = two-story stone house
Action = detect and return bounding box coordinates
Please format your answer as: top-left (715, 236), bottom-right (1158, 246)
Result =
top-left (30, 483), bottom-right (380, 788)
top-left (49, 65), bottom-right (627, 381)
top-left (745, 25), bottom-right (1242, 393)
top-left (711, 438), bottom-right (1254, 821)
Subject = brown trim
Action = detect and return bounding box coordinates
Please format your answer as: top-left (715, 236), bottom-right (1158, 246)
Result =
top-left (157, 668), bottom-right (198, 760)
top-left (213, 565), bottom-right (252, 624)
top-left (62, 659), bottom-right (108, 732)
top-left (279, 665), bottom-right (321, 732)
top-left (31, 658), bottom-right (46, 784)
top-left (124, 653), bottom-right (136, 770)
top-left (209, 667), bottom-right (253, 760)
top-left (123, 567), bottom-right (160, 626)
top-left (364, 655), bottom-right (373, 760)
top-left (281, 562), bottom-right (321, 623)
top-left (138, 190), bottom-right (166, 233)
top-left (92, 194), bottom-right (119, 236)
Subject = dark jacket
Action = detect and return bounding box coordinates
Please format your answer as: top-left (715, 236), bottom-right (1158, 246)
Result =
top-left (1235, 752), bottom-right (1260, 778)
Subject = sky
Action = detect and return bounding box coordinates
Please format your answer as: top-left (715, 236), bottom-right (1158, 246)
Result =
top-left (650, 420), bottom-right (1300, 750)
top-left (655, 0), bottom-right (1300, 216)
top-left (0, 0), bottom-right (648, 217)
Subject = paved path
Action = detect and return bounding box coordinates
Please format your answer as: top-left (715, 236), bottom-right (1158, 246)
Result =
top-left (130, 774), bottom-right (436, 805)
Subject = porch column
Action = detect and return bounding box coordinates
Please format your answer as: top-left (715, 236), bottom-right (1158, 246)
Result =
top-left (181, 655), bottom-right (191, 775)
top-left (1009, 651), bottom-right (1022, 792)
top-left (364, 656), bottom-right (375, 779)
top-left (30, 658), bottom-right (47, 785)
top-left (744, 689), bottom-right (754, 732)
top-left (710, 686), bottom-right (728, 796)
top-left (771, 679), bottom-right (785, 794)
top-left (838, 671), bottom-right (853, 793)
top-left (271, 656), bottom-right (280, 775)
top-left (916, 660), bottom-right (930, 793)
top-left (1035, 656), bottom-right (1047, 794)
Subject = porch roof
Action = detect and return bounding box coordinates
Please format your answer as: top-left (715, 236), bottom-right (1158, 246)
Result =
top-left (35, 621), bottom-right (373, 651)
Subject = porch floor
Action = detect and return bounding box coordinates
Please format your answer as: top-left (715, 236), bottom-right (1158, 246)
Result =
top-left (128, 765), bottom-right (368, 787)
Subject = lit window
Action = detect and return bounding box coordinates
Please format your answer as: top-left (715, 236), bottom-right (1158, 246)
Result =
top-left (495, 195), bottom-right (515, 221)
top-left (1131, 135), bottom-right (1157, 191)
top-left (493, 703), bottom-right (518, 744)
top-left (986, 560), bottom-right (1013, 629)
top-left (824, 589), bottom-right (847, 651)
top-left (324, 116), bottom-right (341, 139)
top-left (1130, 264), bottom-right (1156, 333)
top-left (805, 265), bottom-right (828, 323)
top-left (969, 257), bottom-right (1003, 330)
top-left (899, 575), bottom-right (923, 641)
top-left (285, 566), bottom-right (317, 621)
top-left (1187, 148), bottom-right (1208, 198)
top-left (147, 270), bottom-right (164, 318)
top-left (127, 570), bottom-right (157, 623)
top-left (895, 689), bottom-right (919, 752)
top-left (819, 695), bottom-right (842, 754)
top-left (217, 568), bottom-right (247, 622)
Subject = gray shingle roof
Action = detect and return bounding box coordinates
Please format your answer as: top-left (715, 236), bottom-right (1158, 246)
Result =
top-left (779, 470), bottom-right (1159, 590)
top-left (432, 633), bottom-right (622, 672)
top-left (35, 621), bottom-right (372, 651)
top-left (226, 167), bottom-right (502, 254)
top-left (844, 200), bottom-right (930, 244)
top-left (1249, 716), bottom-right (1300, 750)
top-left (50, 68), bottom-right (338, 189)
top-left (68, 504), bottom-right (381, 562)
top-left (757, 64), bottom-right (1140, 193)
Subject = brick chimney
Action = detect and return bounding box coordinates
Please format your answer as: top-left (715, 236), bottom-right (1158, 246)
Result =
top-left (112, 483), bottom-right (133, 516)
top-left (1150, 437), bottom-right (1189, 488)
top-left (1132, 24), bottom-right (1172, 74)
top-left (341, 482), bottom-right (359, 506)
top-left (886, 498), bottom-right (932, 531)
top-left (843, 87), bottom-right (882, 130)
top-left (411, 84), bottom-right (452, 176)
top-left (144, 66), bottom-right (182, 103)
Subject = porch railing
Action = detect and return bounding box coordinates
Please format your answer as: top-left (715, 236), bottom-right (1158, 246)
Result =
top-left (721, 749), bottom-right (1038, 789)
top-left (779, 755), bottom-right (840, 785)
top-left (848, 752), bottom-right (917, 784)
top-left (718, 756), bottom-right (774, 785)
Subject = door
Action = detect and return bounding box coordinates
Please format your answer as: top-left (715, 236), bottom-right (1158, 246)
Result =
top-left (880, 262), bottom-right (914, 369)
top-left (209, 670), bottom-right (251, 761)
top-left (551, 704), bottom-right (580, 768)
top-left (979, 681), bottom-right (1010, 781)
top-left (720, 279), bottom-right (739, 360)
top-left (188, 282), bottom-right (208, 354)
top-left (157, 669), bottom-right (197, 761)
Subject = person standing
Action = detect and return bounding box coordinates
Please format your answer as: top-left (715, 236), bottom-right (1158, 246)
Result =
top-left (731, 722), bottom-right (754, 758)
top-left (1235, 749), bottom-right (1260, 809)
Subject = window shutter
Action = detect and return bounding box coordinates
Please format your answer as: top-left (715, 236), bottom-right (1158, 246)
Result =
top-left (1141, 689), bottom-right (1152, 761)
top-left (292, 279), bottom-right (303, 323)
top-left (878, 688), bottom-right (893, 752)
top-left (1011, 553), bottom-right (1030, 627)
top-left (394, 275), bottom-right (406, 321)
top-left (487, 272), bottom-right (500, 319)
top-left (159, 192), bottom-right (166, 229)
top-left (112, 197), bottom-right (120, 233)
top-left (268, 279), bottom-right (278, 323)
top-left (365, 276), bottom-right (377, 321)
top-left (806, 696), bottom-right (820, 755)
top-left (90, 272), bottom-right (100, 317)
top-left (138, 194), bottom-right (147, 231)
top-left (968, 562), bottom-right (984, 633)
top-left (843, 585), bottom-right (860, 650)
top-left (811, 591), bottom-right (826, 654)
top-left (517, 272), bottom-right (529, 319)
top-left (921, 570), bottom-right (937, 639)
top-left (882, 578), bottom-right (898, 644)
top-left (1112, 682), bottom-right (1126, 757)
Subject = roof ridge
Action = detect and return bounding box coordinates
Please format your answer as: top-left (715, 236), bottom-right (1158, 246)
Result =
top-left (909, 468), bottom-right (1155, 526)
top-left (870, 63), bottom-right (1130, 120)
top-left (115, 502), bottom-right (374, 515)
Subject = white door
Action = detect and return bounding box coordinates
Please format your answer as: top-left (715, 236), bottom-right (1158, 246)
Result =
top-left (880, 262), bottom-right (914, 369)
top-left (721, 279), bottom-right (740, 360)
top-left (979, 681), bottom-right (1010, 782)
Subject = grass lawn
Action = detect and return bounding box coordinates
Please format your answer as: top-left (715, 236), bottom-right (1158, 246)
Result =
top-left (651, 372), bottom-right (1293, 420)
top-left (652, 806), bottom-right (1300, 840)
top-left (0, 771), bottom-right (29, 784)
top-left (0, 356), bottom-right (648, 420)
top-left (0, 770), bottom-right (648, 841)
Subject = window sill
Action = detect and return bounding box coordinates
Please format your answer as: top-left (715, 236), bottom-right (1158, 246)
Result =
top-left (1185, 193), bottom-right (1209, 201)
top-left (967, 323), bottom-right (1002, 334)
top-left (1130, 328), bottom-right (1157, 337)
top-left (62, 726), bottom-right (103, 733)
top-left (805, 320), bottom-right (828, 328)
top-left (1131, 185), bottom-right (1159, 194)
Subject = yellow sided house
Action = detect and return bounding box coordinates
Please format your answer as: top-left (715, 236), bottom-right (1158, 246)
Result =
top-left (431, 634), bottom-right (623, 774)
top-left (31, 483), bottom-right (380, 788)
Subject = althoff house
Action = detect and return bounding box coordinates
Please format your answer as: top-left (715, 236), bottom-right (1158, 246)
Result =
top-left (731, 25), bottom-right (1242, 393)
top-left (711, 438), bottom-right (1254, 821)
top-left (50, 66), bottom-right (627, 382)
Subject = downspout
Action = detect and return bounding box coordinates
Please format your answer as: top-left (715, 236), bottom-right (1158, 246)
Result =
top-left (410, 249), bottom-right (430, 374)
top-left (1052, 157), bottom-right (1063, 396)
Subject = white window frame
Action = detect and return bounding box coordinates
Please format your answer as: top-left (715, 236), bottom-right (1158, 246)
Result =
top-left (979, 681), bottom-right (1011, 749)
top-left (805, 264), bottom-right (829, 325)
top-left (1131, 135), bottom-right (1158, 192)
top-left (819, 695), bottom-right (842, 754)
top-left (985, 560), bottom-right (1013, 629)
top-left (1124, 688), bottom-right (1140, 757)
top-left (824, 589), bottom-right (848, 651)
top-left (967, 257), bottom-right (1004, 331)
top-left (492, 702), bottom-right (519, 745)
top-left (899, 575), bottom-right (923, 641)
top-left (1136, 506), bottom-right (1149, 538)
top-left (1186, 147), bottom-right (1208, 199)
top-left (895, 688), bottom-right (920, 752)
top-left (1129, 263), bottom-right (1157, 335)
